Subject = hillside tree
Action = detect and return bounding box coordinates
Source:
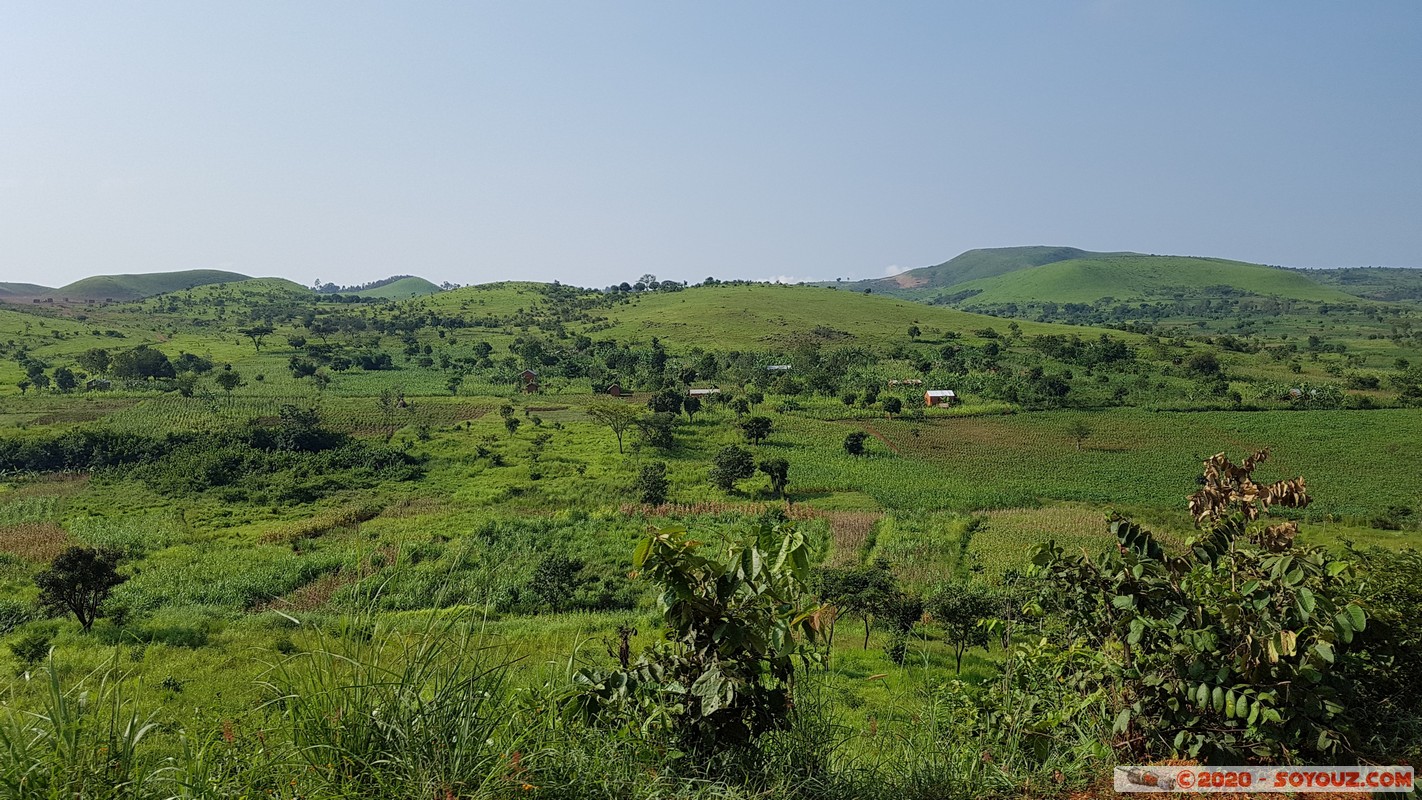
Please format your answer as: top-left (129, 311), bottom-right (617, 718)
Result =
top-left (586, 399), bottom-right (642, 454)
top-left (739, 415), bottom-right (773, 445)
top-left (36, 546), bottom-right (126, 632)
top-left (710, 445), bottom-right (755, 493)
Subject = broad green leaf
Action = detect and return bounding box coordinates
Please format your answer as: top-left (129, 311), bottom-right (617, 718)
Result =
top-left (1345, 603), bottom-right (1366, 632)
top-left (1296, 587), bottom-right (1316, 616)
top-left (1113, 708), bottom-right (1131, 734)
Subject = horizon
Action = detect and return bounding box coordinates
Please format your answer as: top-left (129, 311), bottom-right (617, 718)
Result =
top-left (3, 3), bottom-right (1420, 288)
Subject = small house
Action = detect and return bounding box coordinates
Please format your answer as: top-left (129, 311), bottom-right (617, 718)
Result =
top-left (687, 387), bottom-right (721, 398)
top-left (924, 389), bottom-right (957, 407)
top-left (765, 364), bottom-right (791, 372)
top-left (519, 369), bottom-right (538, 384)
top-left (606, 382), bottom-right (622, 397)
top-left (902, 378), bottom-right (923, 387)
top-left (85, 378), bottom-right (111, 391)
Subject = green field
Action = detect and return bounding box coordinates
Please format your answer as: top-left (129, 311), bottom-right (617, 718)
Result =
top-left (1, 274), bottom-right (1419, 797)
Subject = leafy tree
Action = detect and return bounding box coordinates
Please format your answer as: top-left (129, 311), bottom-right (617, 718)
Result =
top-left (709, 445), bottom-right (755, 493)
top-left (647, 388), bottom-right (683, 415)
top-left (907, 325), bottom-right (921, 340)
top-left (927, 581), bottom-right (994, 672)
top-left (586, 399), bottom-right (642, 454)
top-left (36, 546), bottom-right (126, 632)
top-left (377, 387), bottom-right (405, 443)
top-left (635, 412), bottom-right (678, 450)
top-left (567, 521), bottom-right (821, 753)
top-left (214, 367), bottom-right (242, 399)
top-left (843, 431), bottom-right (868, 458)
top-left (730, 398), bottom-right (750, 417)
top-left (817, 561), bottom-right (901, 649)
top-left (636, 461), bottom-right (670, 505)
top-left (757, 457), bottom-right (789, 497)
top-left (529, 553), bottom-right (587, 613)
top-left (1033, 450), bottom-right (1366, 761)
top-left (76, 348), bottom-right (110, 375)
top-left (1185, 351), bottom-right (1222, 377)
top-left (17, 379), bottom-right (30, 395)
top-left (52, 367), bottom-right (77, 393)
top-left (239, 324), bottom-right (274, 352)
top-left (504, 415), bottom-right (522, 436)
top-left (682, 394), bottom-right (701, 421)
top-left (882, 397), bottom-right (902, 416)
top-left (882, 591), bottom-right (924, 665)
top-left (1066, 419), bottom-right (1093, 451)
top-left (111, 346), bottom-right (175, 379)
top-left (745, 390), bottom-right (763, 407)
top-left (739, 415), bottom-right (773, 445)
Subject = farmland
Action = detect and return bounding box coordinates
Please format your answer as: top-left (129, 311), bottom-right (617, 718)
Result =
top-left (1, 276), bottom-right (1420, 797)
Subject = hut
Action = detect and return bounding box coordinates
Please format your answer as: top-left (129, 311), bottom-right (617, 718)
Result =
top-left (687, 387), bottom-right (721, 398)
top-left (606, 382), bottom-right (622, 397)
top-left (924, 389), bottom-right (957, 407)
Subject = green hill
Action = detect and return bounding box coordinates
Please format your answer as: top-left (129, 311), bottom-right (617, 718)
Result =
top-left (1295, 266), bottom-right (1422, 302)
top-left (583, 283), bottom-right (1117, 350)
top-left (816, 246), bottom-right (1124, 297)
top-left (949, 255), bottom-right (1357, 306)
top-left (0, 281), bottom-right (53, 298)
top-left (349, 276), bottom-right (443, 299)
top-left (54, 269), bottom-right (255, 301)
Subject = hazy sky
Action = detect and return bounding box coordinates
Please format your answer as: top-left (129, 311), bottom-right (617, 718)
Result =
top-left (3, 2), bottom-right (1420, 289)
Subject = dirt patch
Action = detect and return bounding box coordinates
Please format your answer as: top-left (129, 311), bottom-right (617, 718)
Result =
top-left (0, 522), bottom-right (77, 562)
top-left (823, 512), bottom-right (882, 566)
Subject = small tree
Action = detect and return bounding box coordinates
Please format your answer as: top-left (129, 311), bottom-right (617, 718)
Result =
top-left (76, 348), bottom-right (110, 376)
top-left (529, 553), bottom-right (587, 613)
top-left (757, 457), bottom-right (789, 498)
top-left (238, 324), bottom-right (275, 352)
top-left (17, 379), bottom-right (31, 395)
top-left (587, 399), bottom-right (642, 454)
top-left (682, 395), bottom-right (701, 422)
top-left (739, 415), bottom-right (773, 445)
top-left (1066, 419), bottom-right (1093, 451)
top-left (907, 325), bottom-right (921, 340)
top-left (636, 461), bottom-right (670, 505)
top-left (36, 546), bottom-right (126, 632)
top-left (927, 581), bottom-right (994, 672)
top-left (817, 560), bottom-right (901, 650)
top-left (710, 445), bottom-right (755, 493)
top-left (647, 388), bottom-right (683, 415)
top-left (52, 367), bottom-right (78, 393)
top-left (635, 412), bottom-right (678, 450)
top-left (843, 431), bottom-right (868, 458)
top-left (882, 397), bottom-right (902, 417)
top-left (215, 366), bottom-right (242, 402)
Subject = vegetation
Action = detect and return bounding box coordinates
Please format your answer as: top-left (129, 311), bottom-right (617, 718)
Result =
top-left (0, 265), bottom-right (1418, 796)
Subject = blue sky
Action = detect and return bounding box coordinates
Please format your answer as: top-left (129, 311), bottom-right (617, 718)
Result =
top-left (2, 2), bottom-right (1420, 288)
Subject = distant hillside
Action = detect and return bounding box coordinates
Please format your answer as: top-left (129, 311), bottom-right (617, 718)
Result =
top-left (49, 269), bottom-right (255, 302)
top-left (0, 281), bottom-right (53, 298)
top-left (947, 255), bottom-right (1357, 307)
top-left (348, 276), bottom-right (443, 299)
top-left (815, 246), bottom-right (1127, 297)
top-left (1296, 266), bottom-right (1422, 302)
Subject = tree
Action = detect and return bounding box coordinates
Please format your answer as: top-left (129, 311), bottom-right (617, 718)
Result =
top-left (636, 461), bottom-right (670, 505)
top-left (682, 395), bottom-right (701, 422)
top-left (730, 398), bottom-right (750, 417)
top-left (52, 367), bottom-right (77, 393)
top-left (214, 366), bottom-right (242, 400)
top-left (843, 431), bottom-right (868, 458)
top-left (239, 324), bottom-right (275, 352)
top-left (76, 348), bottom-right (110, 376)
top-left (745, 390), bottom-right (763, 407)
top-left (1185, 351), bottom-right (1222, 377)
top-left (647, 388), bottom-right (683, 415)
top-left (710, 445), bottom-right (755, 493)
top-left (17, 379), bottom-right (31, 395)
top-left (504, 415), bottom-right (522, 436)
top-left (377, 387), bottom-right (405, 443)
top-left (587, 399), bottom-right (643, 454)
top-left (927, 581), bottom-right (994, 672)
top-left (635, 412), bottom-right (678, 450)
top-left (739, 415), bottom-right (773, 445)
top-left (36, 546), bottom-right (126, 632)
top-left (817, 561), bottom-right (900, 650)
top-left (529, 553), bottom-right (587, 613)
top-left (757, 457), bottom-right (789, 497)
top-left (1066, 419), bottom-right (1093, 451)
top-left (882, 397), bottom-right (902, 417)
top-left (111, 345), bottom-right (175, 379)
top-left (907, 325), bottom-right (921, 340)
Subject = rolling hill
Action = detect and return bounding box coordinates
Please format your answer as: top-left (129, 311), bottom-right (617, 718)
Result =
top-left (48, 269), bottom-right (256, 302)
top-left (348, 276), bottom-right (443, 299)
top-left (0, 281), bottom-right (53, 298)
top-left (814, 246), bottom-right (1124, 297)
top-left (947, 254), bottom-right (1357, 306)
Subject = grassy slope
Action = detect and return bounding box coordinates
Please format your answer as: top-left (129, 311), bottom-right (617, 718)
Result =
top-left (0, 281), bottom-right (53, 297)
top-left (815, 245), bottom-right (1120, 296)
top-left (584, 283), bottom-right (1116, 349)
top-left (952, 255), bottom-right (1357, 305)
top-left (54, 269), bottom-right (255, 301)
top-left (348, 276), bottom-right (443, 299)
top-left (1295, 266), bottom-right (1422, 302)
